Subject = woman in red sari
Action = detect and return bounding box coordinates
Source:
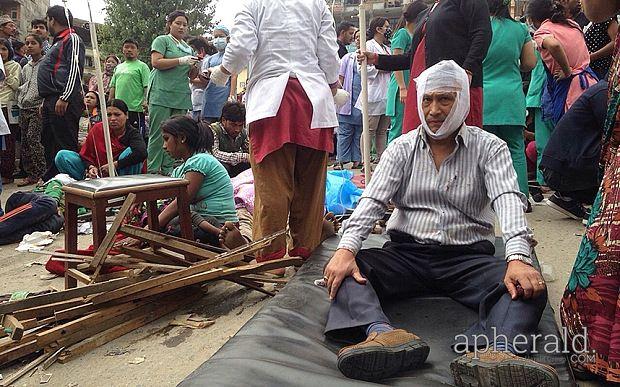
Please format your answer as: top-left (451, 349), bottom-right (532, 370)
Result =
top-left (560, 0), bottom-right (620, 382)
top-left (359, 0), bottom-right (492, 134)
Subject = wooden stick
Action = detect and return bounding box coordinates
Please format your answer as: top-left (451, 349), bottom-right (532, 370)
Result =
top-left (120, 225), bottom-right (218, 261)
top-left (89, 193), bottom-right (136, 281)
top-left (240, 274), bottom-right (289, 284)
top-left (90, 231), bottom-right (285, 305)
top-left (0, 350), bottom-right (53, 386)
top-left (119, 246), bottom-right (192, 267)
top-left (67, 268), bottom-right (92, 285)
top-left (229, 278), bottom-right (276, 297)
top-left (0, 276), bottom-right (145, 315)
top-left (41, 346), bottom-right (65, 370)
top-left (58, 289), bottom-right (197, 363)
top-left (12, 299), bottom-right (87, 320)
top-left (0, 339), bottom-right (40, 367)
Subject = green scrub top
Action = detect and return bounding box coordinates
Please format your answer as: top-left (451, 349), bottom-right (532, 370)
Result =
top-left (171, 152), bottom-right (239, 224)
top-left (482, 18), bottom-right (532, 126)
top-left (526, 51), bottom-right (546, 109)
top-left (148, 35), bottom-right (194, 110)
top-left (386, 28), bottom-right (412, 117)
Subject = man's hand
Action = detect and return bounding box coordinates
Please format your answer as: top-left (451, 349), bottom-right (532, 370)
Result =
top-left (55, 99), bottom-right (68, 116)
top-left (399, 87), bottom-right (408, 104)
top-left (323, 248), bottom-right (367, 300)
top-left (504, 260), bottom-right (546, 300)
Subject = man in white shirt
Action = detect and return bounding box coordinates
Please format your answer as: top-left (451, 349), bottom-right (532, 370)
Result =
top-left (322, 61), bottom-right (559, 386)
top-left (209, 0), bottom-right (341, 263)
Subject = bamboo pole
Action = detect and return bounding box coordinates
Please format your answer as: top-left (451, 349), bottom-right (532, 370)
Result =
top-left (358, 1), bottom-right (372, 183)
top-left (86, 0), bottom-right (116, 177)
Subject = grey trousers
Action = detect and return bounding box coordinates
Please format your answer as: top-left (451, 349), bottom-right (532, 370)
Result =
top-left (325, 232), bottom-right (547, 352)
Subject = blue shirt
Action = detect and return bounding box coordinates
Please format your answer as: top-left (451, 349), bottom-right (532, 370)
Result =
top-left (202, 52), bottom-right (231, 119)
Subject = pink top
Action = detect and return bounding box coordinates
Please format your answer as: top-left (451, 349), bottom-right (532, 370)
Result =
top-left (534, 19), bottom-right (597, 110)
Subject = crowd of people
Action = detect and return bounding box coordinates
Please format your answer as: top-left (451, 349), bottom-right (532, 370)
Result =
top-left (0, 0), bottom-right (618, 385)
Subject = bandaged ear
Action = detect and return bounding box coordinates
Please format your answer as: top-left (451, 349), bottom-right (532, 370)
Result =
top-left (415, 60), bottom-right (470, 140)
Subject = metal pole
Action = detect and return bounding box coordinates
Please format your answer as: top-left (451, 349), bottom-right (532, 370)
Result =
top-left (358, 1), bottom-right (372, 183)
top-left (86, 0), bottom-right (116, 177)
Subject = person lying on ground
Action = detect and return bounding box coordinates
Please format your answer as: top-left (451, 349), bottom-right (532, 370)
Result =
top-left (55, 99), bottom-right (147, 180)
top-left (321, 60), bottom-right (557, 386)
top-left (158, 115), bottom-right (238, 246)
top-left (209, 101), bottom-right (250, 177)
top-left (0, 174), bottom-right (74, 245)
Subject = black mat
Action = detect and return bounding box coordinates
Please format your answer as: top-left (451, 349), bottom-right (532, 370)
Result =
top-left (180, 235), bottom-right (576, 386)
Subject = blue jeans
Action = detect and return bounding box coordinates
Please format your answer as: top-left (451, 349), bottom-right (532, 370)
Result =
top-left (337, 122), bottom-right (362, 163)
top-left (55, 147), bottom-right (142, 180)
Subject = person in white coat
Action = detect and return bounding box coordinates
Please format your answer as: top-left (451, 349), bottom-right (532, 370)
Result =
top-left (208, 0), bottom-right (342, 263)
top-left (357, 17), bottom-right (391, 162)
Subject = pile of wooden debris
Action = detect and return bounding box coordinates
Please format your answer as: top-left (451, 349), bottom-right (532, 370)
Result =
top-left (0, 195), bottom-right (295, 386)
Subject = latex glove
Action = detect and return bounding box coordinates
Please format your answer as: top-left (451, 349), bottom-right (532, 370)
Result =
top-left (209, 66), bottom-right (230, 86)
top-left (333, 89), bottom-right (350, 108)
top-left (178, 55), bottom-right (198, 66)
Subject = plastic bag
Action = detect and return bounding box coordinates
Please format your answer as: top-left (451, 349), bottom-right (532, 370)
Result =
top-left (325, 170), bottom-right (363, 215)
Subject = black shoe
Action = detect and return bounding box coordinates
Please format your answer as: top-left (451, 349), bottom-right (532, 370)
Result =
top-left (546, 193), bottom-right (587, 220)
top-left (530, 186), bottom-right (544, 203)
top-left (526, 201), bottom-right (533, 213)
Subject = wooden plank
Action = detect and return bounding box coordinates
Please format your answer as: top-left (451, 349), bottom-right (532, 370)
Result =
top-left (119, 246), bottom-right (192, 267)
top-left (54, 303), bottom-right (96, 321)
top-left (90, 231), bottom-right (283, 305)
top-left (93, 269), bottom-right (135, 283)
top-left (36, 299), bottom-right (150, 347)
top-left (229, 278), bottom-right (276, 297)
top-left (241, 275), bottom-right (289, 284)
top-left (1, 315), bottom-right (24, 340)
top-left (0, 276), bottom-right (145, 315)
top-left (89, 193), bottom-right (137, 281)
top-left (0, 350), bottom-right (53, 386)
top-left (58, 289), bottom-right (198, 363)
top-left (12, 299), bottom-right (87, 320)
top-left (105, 257), bottom-right (302, 305)
top-left (54, 288), bottom-right (200, 351)
top-left (67, 269), bottom-right (92, 285)
top-left (120, 225), bottom-right (215, 261)
top-left (0, 339), bottom-right (39, 366)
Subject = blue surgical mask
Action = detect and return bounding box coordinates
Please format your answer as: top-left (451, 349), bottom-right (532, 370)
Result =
top-left (213, 37), bottom-right (227, 52)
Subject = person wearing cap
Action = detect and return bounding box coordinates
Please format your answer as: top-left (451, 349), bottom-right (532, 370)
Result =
top-left (0, 15), bottom-right (16, 41)
top-left (322, 60), bottom-right (557, 385)
top-left (200, 25), bottom-right (237, 124)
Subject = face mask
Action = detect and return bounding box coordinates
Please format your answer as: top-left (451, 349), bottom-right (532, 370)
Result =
top-left (213, 37), bottom-right (227, 52)
top-left (384, 28), bottom-right (393, 41)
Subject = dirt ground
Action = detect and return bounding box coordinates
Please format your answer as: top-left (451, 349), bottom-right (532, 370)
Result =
top-left (0, 185), bottom-right (589, 386)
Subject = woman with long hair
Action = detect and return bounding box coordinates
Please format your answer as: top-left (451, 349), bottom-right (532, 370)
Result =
top-left (147, 10), bottom-right (199, 175)
top-left (359, 17), bottom-right (391, 162)
top-left (385, 1), bottom-right (427, 143)
top-left (483, 0), bottom-right (537, 202)
top-left (160, 116), bottom-right (238, 246)
top-left (560, 0), bottom-right (620, 382)
top-left (0, 37), bottom-right (20, 184)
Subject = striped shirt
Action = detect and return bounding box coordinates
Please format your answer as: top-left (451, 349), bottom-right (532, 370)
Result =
top-left (339, 125), bottom-right (532, 259)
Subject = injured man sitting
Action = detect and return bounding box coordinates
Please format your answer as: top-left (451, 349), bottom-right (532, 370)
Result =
top-left (323, 61), bottom-right (558, 386)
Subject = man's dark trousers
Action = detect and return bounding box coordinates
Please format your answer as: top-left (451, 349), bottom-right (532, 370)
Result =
top-left (325, 232), bottom-right (547, 352)
top-left (41, 95), bottom-right (83, 181)
top-left (0, 192), bottom-right (64, 245)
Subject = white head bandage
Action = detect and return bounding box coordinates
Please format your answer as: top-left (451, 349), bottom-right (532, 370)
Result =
top-left (415, 60), bottom-right (470, 140)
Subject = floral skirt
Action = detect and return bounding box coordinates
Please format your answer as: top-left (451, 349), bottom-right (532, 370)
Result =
top-left (561, 143), bottom-right (620, 382)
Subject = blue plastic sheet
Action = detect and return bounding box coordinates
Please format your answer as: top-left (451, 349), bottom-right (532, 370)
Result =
top-left (325, 170), bottom-right (363, 215)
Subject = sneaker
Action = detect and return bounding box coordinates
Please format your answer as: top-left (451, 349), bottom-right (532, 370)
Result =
top-left (337, 329), bottom-right (430, 381)
top-left (451, 351), bottom-right (559, 387)
top-left (546, 193), bottom-right (587, 220)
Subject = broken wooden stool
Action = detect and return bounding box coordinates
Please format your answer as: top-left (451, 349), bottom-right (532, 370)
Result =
top-left (62, 174), bottom-right (194, 289)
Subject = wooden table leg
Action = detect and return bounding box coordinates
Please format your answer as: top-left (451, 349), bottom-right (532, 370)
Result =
top-left (175, 188), bottom-right (194, 241)
top-left (91, 202), bottom-right (107, 250)
top-left (64, 200), bottom-right (79, 289)
top-left (147, 201), bottom-right (161, 250)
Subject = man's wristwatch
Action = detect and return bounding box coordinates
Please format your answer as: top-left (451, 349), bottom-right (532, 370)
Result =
top-left (507, 254), bottom-right (533, 266)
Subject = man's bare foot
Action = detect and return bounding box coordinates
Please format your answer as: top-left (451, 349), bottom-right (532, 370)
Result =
top-left (321, 212), bottom-right (341, 242)
top-left (219, 222), bottom-right (248, 250)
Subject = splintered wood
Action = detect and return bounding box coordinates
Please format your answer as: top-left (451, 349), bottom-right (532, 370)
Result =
top-left (0, 228), bottom-right (295, 385)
